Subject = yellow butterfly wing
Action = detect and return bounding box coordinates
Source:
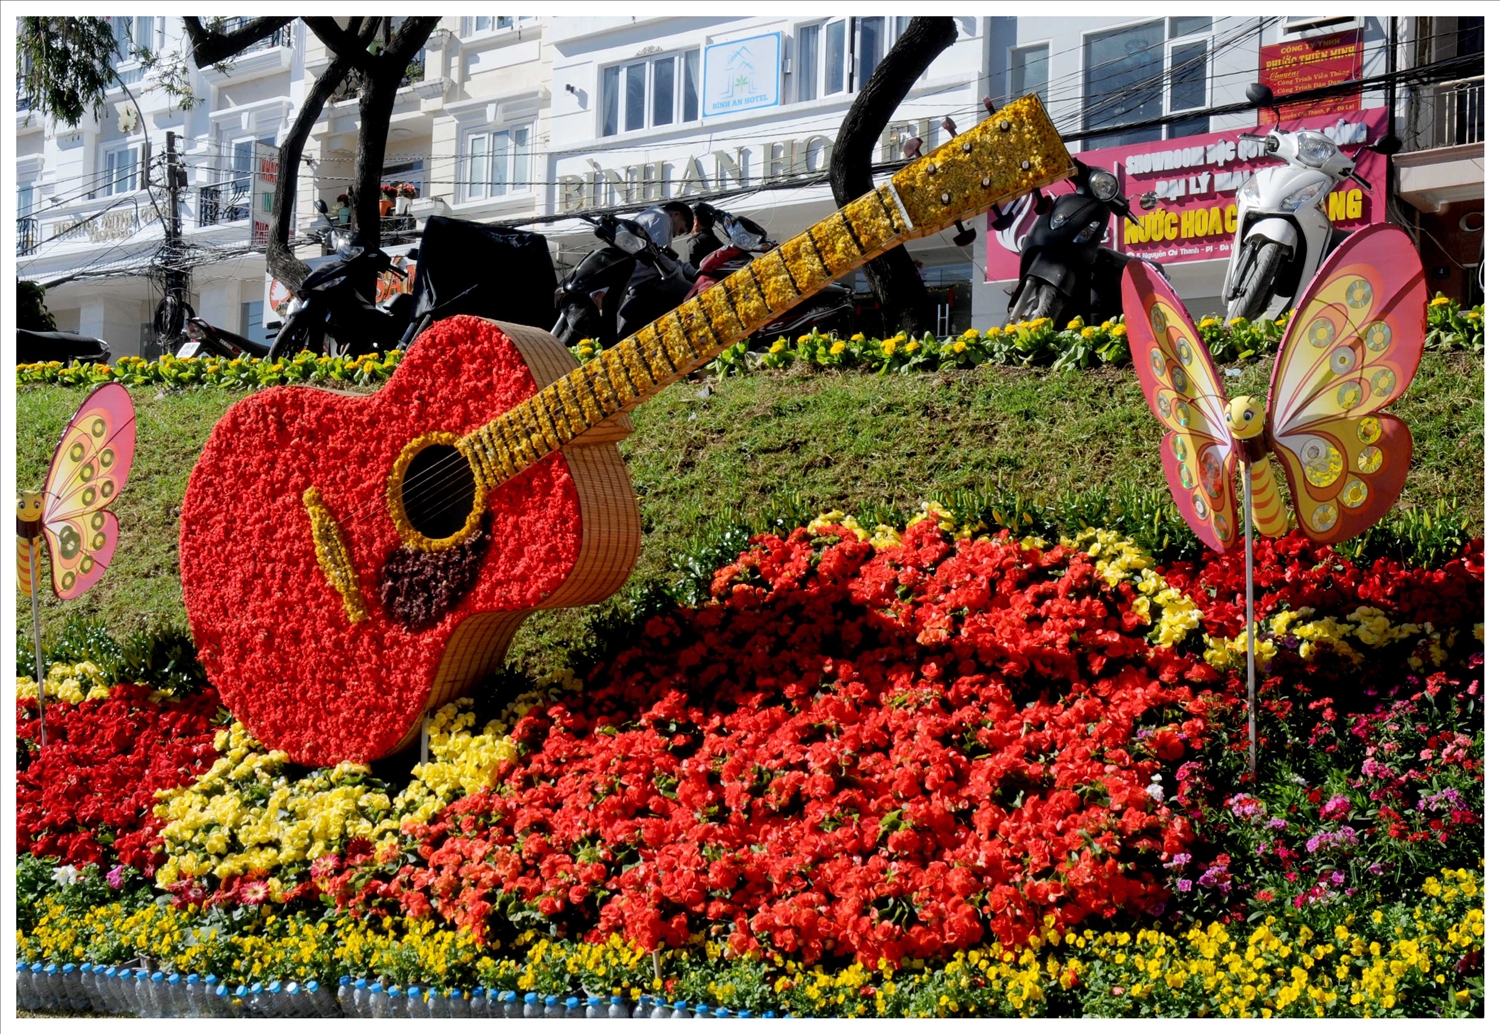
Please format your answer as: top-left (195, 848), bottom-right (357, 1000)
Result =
top-left (41, 383), bottom-right (136, 599)
top-left (1267, 225), bottom-right (1426, 544)
top-left (1123, 260), bottom-right (1240, 551)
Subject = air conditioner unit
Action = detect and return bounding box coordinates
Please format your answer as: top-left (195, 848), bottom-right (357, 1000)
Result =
top-left (1282, 16), bottom-right (1360, 35)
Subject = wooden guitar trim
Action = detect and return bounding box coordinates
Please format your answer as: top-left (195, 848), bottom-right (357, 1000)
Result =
top-left (395, 321), bottom-right (642, 751)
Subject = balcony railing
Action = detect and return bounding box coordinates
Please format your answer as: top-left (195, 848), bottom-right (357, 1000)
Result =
top-left (17, 216), bottom-right (39, 256)
top-left (198, 179), bottom-right (251, 226)
top-left (219, 17), bottom-right (294, 52)
top-left (1416, 76), bottom-right (1484, 150)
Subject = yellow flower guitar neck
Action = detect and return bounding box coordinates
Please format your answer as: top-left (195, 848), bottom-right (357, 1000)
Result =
top-left (454, 95), bottom-right (1072, 497)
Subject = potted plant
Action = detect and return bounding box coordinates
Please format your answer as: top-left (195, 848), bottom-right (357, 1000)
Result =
top-left (379, 184), bottom-right (397, 217)
top-left (394, 182), bottom-right (418, 215)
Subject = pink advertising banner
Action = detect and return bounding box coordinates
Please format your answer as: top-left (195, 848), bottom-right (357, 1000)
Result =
top-left (985, 106), bottom-right (1389, 282)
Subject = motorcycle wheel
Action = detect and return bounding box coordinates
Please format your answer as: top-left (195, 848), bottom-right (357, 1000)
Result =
top-left (1011, 277), bottom-right (1063, 326)
top-left (1226, 241), bottom-right (1288, 323)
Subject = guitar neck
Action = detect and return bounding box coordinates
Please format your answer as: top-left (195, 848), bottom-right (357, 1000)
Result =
top-left (457, 95), bottom-right (1070, 492)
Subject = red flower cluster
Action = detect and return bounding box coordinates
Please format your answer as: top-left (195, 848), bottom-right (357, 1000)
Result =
top-left (16, 686), bottom-right (221, 874)
top-left (331, 521), bottom-right (1213, 966)
top-left (1164, 533), bottom-right (1484, 637)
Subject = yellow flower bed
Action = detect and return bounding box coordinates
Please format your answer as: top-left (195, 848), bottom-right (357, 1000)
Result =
top-left (153, 689), bottom-right (552, 890)
top-left (15, 661), bottom-right (113, 704)
top-left (18, 870), bottom-right (1483, 1017)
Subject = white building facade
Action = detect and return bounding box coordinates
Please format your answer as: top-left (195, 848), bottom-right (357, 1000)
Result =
top-left (16, 15), bottom-right (1482, 355)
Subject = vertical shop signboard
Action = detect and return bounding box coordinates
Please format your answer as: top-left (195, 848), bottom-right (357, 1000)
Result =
top-left (1258, 29), bottom-right (1364, 124)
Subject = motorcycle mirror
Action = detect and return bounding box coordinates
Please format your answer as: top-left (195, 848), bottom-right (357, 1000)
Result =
top-left (1370, 133), bottom-right (1402, 156)
top-left (1138, 190), bottom-right (1159, 211)
top-left (1245, 82), bottom-right (1274, 107)
top-left (315, 199), bottom-right (329, 215)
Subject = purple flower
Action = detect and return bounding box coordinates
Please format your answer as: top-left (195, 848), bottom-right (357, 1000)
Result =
top-left (1227, 793), bottom-right (1264, 821)
top-left (1165, 852), bottom-right (1192, 870)
top-left (1266, 817), bottom-right (1287, 831)
top-left (1177, 879), bottom-right (1193, 893)
top-left (1368, 862), bottom-right (1386, 876)
top-left (106, 864), bottom-right (126, 890)
top-left (1330, 870), bottom-right (1345, 886)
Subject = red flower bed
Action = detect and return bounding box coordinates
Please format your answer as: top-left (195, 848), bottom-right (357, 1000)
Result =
top-left (1165, 534), bottom-right (1484, 638)
top-left (331, 521), bottom-right (1218, 966)
top-left (16, 686), bottom-right (221, 874)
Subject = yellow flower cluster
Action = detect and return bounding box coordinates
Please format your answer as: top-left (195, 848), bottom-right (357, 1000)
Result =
top-left (1061, 529), bottom-right (1202, 648)
top-left (15, 661), bottom-right (112, 704)
top-left (1203, 604), bottom-right (1445, 673)
top-left (154, 693), bottom-right (549, 889)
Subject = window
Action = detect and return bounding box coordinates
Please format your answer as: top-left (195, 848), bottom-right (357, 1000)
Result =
top-left (1009, 44), bottom-right (1049, 105)
top-left (464, 17), bottom-right (514, 35)
top-left (18, 184), bottom-right (35, 217)
top-left (601, 50), bottom-right (699, 136)
top-left (792, 17), bottom-right (908, 102)
top-left (109, 17), bottom-right (159, 83)
top-left (104, 146), bottom-right (139, 196)
top-left (795, 24), bottom-right (820, 102)
top-left (463, 126), bottom-right (532, 200)
top-left (1082, 18), bottom-right (1215, 148)
top-left (382, 156), bottom-right (426, 198)
top-left (853, 17), bottom-right (885, 91)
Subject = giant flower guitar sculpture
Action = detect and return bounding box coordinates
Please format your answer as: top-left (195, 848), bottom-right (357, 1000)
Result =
top-left (180, 96), bottom-right (1076, 766)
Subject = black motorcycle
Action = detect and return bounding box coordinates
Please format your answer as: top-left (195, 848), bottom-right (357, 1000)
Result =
top-left (689, 209), bottom-right (854, 343)
top-left (552, 214), bottom-right (693, 347)
top-left (267, 214), bottom-right (409, 360)
top-left (176, 314), bottom-right (273, 360)
top-left (1006, 161), bottom-right (1157, 327)
top-left (17, 329), bottom-right (111, 365)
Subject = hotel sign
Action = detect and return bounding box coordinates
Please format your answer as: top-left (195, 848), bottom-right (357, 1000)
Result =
top-left (702, 33), bottom-right (781, 118)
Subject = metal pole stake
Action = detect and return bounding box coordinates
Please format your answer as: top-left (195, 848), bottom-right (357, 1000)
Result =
top-left (30, 549), bottom-right (47, 747)
top-left (1242, 462), bottom-right (1256, 781)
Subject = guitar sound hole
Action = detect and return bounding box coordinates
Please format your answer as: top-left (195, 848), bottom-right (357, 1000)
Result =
top-left (401, 443), bottom-right (477, 540)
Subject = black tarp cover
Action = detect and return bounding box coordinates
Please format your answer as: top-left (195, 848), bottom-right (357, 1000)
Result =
top-left (409, 216), bottom-right (558, 331)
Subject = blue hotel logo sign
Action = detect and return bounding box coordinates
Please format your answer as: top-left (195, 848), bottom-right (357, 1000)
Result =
top-left (702, 33), bottom-right (781, 118)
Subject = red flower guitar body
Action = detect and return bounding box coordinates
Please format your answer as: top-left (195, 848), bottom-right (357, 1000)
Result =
top-left (180, 317), bottom-right (640, 765)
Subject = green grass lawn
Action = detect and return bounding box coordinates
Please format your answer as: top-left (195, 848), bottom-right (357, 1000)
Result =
top-left (15, 352), bottom-right (1483, 679)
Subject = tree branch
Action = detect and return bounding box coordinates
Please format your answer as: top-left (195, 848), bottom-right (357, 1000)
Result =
top-left (180, 17), bottom-right (294, 68)
top-left (830, 17), bottom-right (959, 335)
top-left (304, 16), bottom-right (382, 75)
top-left (381, 16), bottom-right (440, 73)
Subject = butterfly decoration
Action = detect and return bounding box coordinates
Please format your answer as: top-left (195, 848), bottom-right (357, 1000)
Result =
top-left (1123, 224), bottom-right (1427, 552)
top-left (17, 383), bottom-right (137, 600)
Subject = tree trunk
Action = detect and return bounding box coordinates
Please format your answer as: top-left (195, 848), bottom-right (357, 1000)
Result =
top-left (342, 18), bottom-right (440, 301)
top-left (264, 48), bottom-right (364, 289)
top-left (829, 17), bottom-right (959, 335)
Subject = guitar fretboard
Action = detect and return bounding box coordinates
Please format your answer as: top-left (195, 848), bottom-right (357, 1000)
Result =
top-left (455, 94), bottom-right (1072, 493)
top-left (456, 187), bottom-right (909, 490)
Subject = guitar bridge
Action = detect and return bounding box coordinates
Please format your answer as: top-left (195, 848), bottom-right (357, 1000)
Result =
top-left (303, 486), bottom-right (369, 624)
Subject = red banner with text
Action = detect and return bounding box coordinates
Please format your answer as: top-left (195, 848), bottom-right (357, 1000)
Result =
top-left (985, 106), bottom-right (1388, 282)
top-left (1259, 29), bottom-right (1364, 124)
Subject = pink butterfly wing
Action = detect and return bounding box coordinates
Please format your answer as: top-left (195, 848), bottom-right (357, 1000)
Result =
top-left (1267, 225), bottom-right (1426, 544)
top-left (41, 383), bottom-right (136, 599)
top-left (1123, 260), bottom-right (1240, 552)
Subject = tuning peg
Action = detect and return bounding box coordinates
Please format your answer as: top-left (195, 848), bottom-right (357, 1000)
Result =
top-left (941, 116), bottom-right (958, 140)
top-left (952, 221), bottom-right (977, 247)
top-left (983, 96), bottom-right (997, 116)
top-left (901, 136), bottom-right (924, 159)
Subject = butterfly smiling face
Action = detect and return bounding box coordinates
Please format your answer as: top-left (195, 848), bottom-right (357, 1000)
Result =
top-left (1223, 396), bottom-right (1266, 440)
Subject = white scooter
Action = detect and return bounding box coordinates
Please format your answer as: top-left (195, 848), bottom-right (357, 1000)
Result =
top-left (1222, 82), bottom-right (1402, 322)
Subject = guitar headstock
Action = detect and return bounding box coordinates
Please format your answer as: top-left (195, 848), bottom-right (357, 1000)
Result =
top-left (889, 94), bottom-right (1074, 239)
